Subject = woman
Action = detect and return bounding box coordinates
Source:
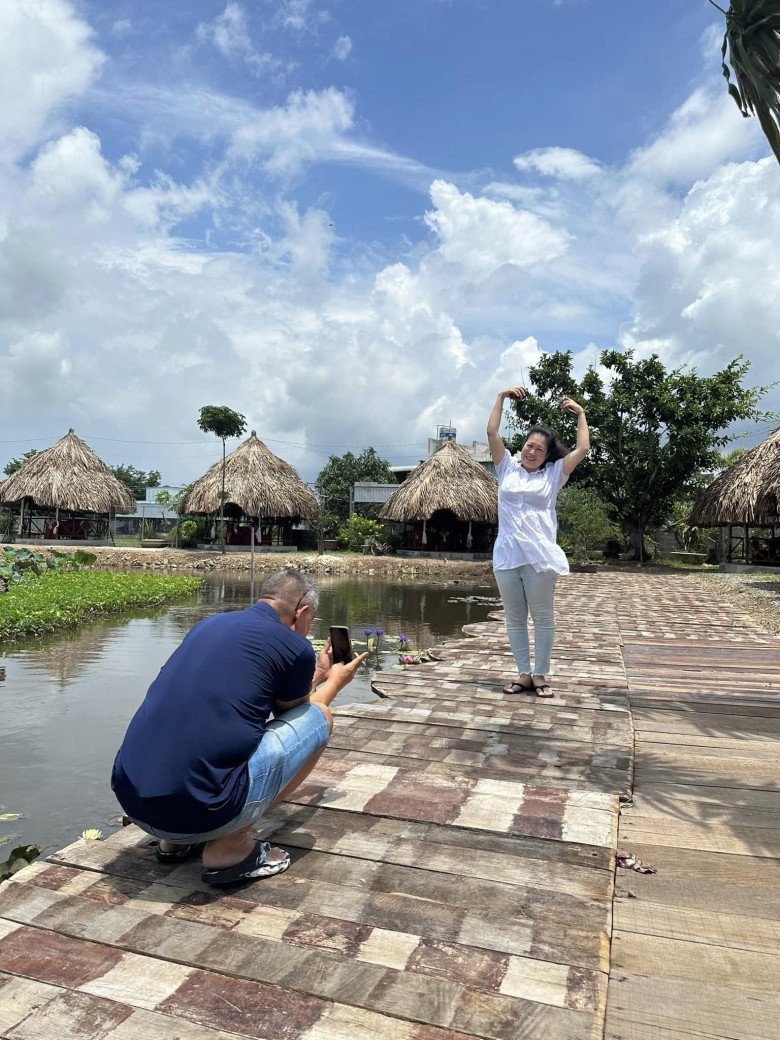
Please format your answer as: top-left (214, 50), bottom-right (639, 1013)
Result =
top-left (487, 385), bottom-right (590, 697)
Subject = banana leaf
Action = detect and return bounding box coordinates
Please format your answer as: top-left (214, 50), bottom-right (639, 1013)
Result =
top-left (721, 0), bottom-right (780, 163)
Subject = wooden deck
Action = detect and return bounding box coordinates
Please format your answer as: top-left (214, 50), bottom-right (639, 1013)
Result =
top-left (1, 572), bottom-right (778, 1039)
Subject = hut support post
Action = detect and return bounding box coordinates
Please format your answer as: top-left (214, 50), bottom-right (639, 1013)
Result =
top-left (250, 523), bottom-right (255, 584)
top-left (745, 524), bottom-right (750, 565)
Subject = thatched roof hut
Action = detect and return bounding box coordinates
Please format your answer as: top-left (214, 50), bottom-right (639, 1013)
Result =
top-left (0, 429), bottom-right (135, 514)
top-left (179, 431), bottom-right (318, 521)
top-left (379, 440), bottom-right (497, 523)
top-left (690, 428), bottom-right (780, 527)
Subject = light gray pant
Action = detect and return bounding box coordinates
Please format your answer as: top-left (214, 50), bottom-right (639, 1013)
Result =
top-left (494, 565), bottom-right (558, 675)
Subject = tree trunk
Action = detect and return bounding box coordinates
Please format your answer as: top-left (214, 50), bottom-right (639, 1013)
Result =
top-left (220, 438), bottom-right (226, 555)
top-left (625, 517), bottom-right (649, 562)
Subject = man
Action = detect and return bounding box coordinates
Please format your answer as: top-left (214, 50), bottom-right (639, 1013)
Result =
top-left (111, 568), bottom-right (366, 885)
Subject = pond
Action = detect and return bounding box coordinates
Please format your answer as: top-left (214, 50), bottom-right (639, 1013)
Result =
top-left (1, 574), bottom-right (499, 857)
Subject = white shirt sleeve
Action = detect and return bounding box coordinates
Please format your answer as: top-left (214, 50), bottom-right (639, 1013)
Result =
top-left (552, 458), bottom-right (569, 490)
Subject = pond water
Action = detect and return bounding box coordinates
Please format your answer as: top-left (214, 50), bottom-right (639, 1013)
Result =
top-left (1, 574), bottom-right (498, 856)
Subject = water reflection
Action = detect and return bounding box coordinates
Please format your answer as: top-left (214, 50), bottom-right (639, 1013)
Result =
top-left (1, 573), bottom-right (497, 855)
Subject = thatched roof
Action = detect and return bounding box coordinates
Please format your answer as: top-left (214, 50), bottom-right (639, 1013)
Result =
top-left (179, 431), bottom-right (318, 521)
top-left (690, 428), bottom-right (780, 527)
top-left (379, 440), bottom-right (497, 523)
top-left (0, 429), bottom-right (135, 514)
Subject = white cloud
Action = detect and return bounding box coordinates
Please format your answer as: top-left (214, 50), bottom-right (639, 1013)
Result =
top-left (196, 3), bottom-right (278, 74)
top-left (271, 0), bottom-right (329, 34)
top-left (332, 34), bottom-right (352, 61)
top-left (620, 156), bottom-right (780, 401)
top-left (513, 147), bottom-right (601, 180)
top-left (0, 0), bottom-right (104, 163)
top-left (228, 87), bottom-right (354, 176)
top-left (1, 0), bottom-right (778, 486)
top-left (627, 88), bottom-right (764, 187)
top-left (111, 19), bottom-right (131, 36)
top-left (423, 180), bottom-right (569, 278)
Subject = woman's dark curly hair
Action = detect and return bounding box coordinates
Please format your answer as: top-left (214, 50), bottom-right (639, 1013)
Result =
top-left (523, 426), bottom-right (570, 469)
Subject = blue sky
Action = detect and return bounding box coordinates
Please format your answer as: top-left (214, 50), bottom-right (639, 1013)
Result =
top-left (0, 0), bottom-right (776, 483)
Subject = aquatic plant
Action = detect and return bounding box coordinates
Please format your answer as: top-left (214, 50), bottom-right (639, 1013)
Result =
top-left (0, 571), bottom-right (201, 640)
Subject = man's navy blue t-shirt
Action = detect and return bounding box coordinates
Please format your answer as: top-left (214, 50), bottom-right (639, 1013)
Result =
top-left (111, 601), bottom-right (316, 834)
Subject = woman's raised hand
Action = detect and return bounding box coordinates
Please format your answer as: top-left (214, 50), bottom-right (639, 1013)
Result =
top-left (500, 386), bottom-right (529, 402)
top-left (559, 396), bottom-right (584, 416)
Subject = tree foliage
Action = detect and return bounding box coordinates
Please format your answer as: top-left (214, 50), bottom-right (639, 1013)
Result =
top-left (716, 0), bottom-right (780, 165)
top-left (197, 406), bottom-right (247, 442)
top-left (3, 450), bottom-right (39, 476)
top-left (110, 464), bottom-right (161, 498)
top-left (557, 486), bottom-right (621, 563)
top-left (315, 447), bottom-right (397, 526)
top-left (197, 406), bottom-right (247, 553)
top-left (505, 349), bottom-right (773, 558)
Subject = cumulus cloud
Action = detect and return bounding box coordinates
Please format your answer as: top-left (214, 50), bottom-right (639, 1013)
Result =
top-left (0, 0), bottom-right (104, 163)
top-left (513, 147), bottom-right (601, 180)
top-left (423, 180), bottom-right (569, 278)
top-left (1, 0), bottom-right (778, 485)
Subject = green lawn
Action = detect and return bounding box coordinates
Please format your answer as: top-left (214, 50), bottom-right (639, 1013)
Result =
top-left (0, 570), bottom-right (201, 640)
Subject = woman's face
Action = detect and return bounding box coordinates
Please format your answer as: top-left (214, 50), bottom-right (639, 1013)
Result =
top-left (520, 433), bottom-right (549, 471)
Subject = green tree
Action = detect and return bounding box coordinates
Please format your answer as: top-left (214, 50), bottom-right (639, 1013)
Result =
top-left (715, 1), bottom-right (780, 165)
top-left (110, 465), bottom-right (162, 498)
top-left (557, 486), bottom-right (621, 564)
top-left (315, 447), bottom-right (397, 528)
top-left (3, 450), bottom-right (38, 476)
top-left (505, 350), bottom-right (773, 560)
top-left (197, 405), bottom-right (247, 553)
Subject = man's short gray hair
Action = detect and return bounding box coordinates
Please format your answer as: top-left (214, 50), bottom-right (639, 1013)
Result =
top-left (258, 568), bottom-right (319, 615)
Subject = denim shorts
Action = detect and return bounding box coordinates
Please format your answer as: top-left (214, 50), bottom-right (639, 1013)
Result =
top-left (132, 702), bottom-right (330, 844)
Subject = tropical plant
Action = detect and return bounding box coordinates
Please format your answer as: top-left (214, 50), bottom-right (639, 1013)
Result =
top-left (0, 547), bottom-right (96, 593)
top-left (715, 0), bottom-right (780, 164)
top-left (178, 518), bottom-right (200, 547)
top-left (504, 350), bottom-right (774, 560)
top-left (155, 486), bottom-right (190, 546)
top-left (197, 406), bottom-right (247, 554)
top-left (337, 515), bottom-right (383, 551)
top-left (0, 844), bottom-right (40, 884)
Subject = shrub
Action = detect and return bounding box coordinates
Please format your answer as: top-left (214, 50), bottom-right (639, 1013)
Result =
top-left (557, 486), bottom-right (621, 563)
top-left (337, 516), bottom-right (383, 551)
top-left (178, 519), bottom-right (200, 547)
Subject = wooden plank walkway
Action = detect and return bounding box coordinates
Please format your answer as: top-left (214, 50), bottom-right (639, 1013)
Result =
top-left (603, 578), bottom-right (780, 1040)
top-left (0, 571), bottom-right (777, 1039)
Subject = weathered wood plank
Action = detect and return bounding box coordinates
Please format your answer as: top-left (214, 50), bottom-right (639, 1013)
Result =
top-left (613, 896), bottom-right (780, 954)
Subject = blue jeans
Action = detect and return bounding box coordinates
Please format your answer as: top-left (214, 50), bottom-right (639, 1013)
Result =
top-left (130, 702), bottom-right (330, 844)
top-left (494, 565), bottom-right (558, 675)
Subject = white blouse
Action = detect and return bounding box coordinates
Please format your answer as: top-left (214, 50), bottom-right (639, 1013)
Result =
top-left (492, 452), bottom-right (570, 575)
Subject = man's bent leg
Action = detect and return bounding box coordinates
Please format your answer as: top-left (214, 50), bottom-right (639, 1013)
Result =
top-left (202, 702), bottom-right (331, 871)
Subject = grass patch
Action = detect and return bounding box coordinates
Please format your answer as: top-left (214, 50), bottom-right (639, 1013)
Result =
top-left (0, 570), bottom-right (201, 640)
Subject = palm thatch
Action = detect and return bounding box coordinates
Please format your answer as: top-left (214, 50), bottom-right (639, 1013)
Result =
top-left (179, 431), bottom-right (318, 521)
top-left (379, 440), bottom-right (497, 523)
top-left (690, 427), bottom-right (780, 526)
top-left (0, 429), bottom-right (135, 514)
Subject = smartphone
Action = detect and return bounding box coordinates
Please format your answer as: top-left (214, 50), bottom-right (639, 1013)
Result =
top-left (330, 626), bottom-right (354, 665)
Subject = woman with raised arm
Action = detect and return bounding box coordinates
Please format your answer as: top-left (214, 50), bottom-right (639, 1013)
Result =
top-left (486, 386), bottom-right (590, 697)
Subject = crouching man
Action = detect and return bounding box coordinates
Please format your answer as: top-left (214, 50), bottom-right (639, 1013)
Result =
top-left (111, 568), bottom-right (366, 886)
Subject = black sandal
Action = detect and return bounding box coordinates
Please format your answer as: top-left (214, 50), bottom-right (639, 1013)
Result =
top-left (154, 841), bottom-right (204, 865)
top-left (503, 679), bottom-right (535, 695)
top-left (201, 840), bottom-right (291, 886)
top-left (531, 678), bottom-right (554, 698)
